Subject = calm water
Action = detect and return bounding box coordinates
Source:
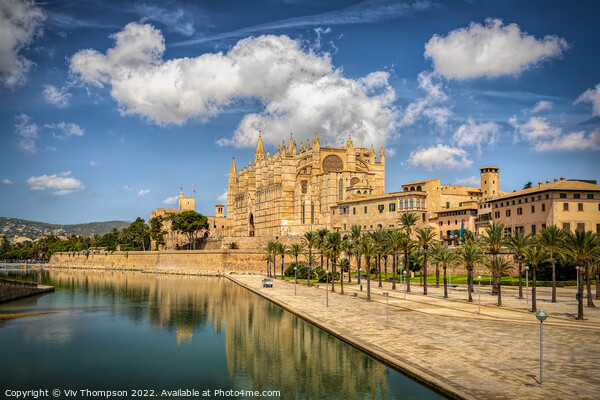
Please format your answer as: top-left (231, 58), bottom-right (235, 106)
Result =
top-left (0, 269), bottom-right (443, 399)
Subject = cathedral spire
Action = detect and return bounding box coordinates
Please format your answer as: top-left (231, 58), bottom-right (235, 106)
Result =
top-left (255, 133), bottom-right (265, 157)
top-left (346, 135), bottom-right (354, 151)
top-left (229, 156), bottom-right (237, 178)
top-left (312, 132), bottom-right (320, 149)
top-left (379, 146), bottom-right (385, 162)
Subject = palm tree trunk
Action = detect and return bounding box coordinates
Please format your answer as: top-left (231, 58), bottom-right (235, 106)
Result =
top-left (436, 265), bottom-right (440, 288)
top-left (443, 266), bottom-right (447, 298)
top-left (357, 254), bottom-right (361, 286)
top-left (308, 249), bottom-right (312, 287)
top-left (281, 256), bottom-right (284, 280)
top-left (577, 267), bottom-right (584, 319)
top-left (392, 255), bottom-right (397, 290)
top-left (532, 266), bottom-right (537, 312)
top-left (518, 263), bottom-right (523, 299)
top-left (423, 253), bottom-right (428, 295)
top-left (378, 254), bottom-right (382, 288)
top-left (348, 256), bottom-right (352, 283)
top-left (585, 266), bottom-right (595, 307)
top-left (405, 251), bottom-right (411, 293)
top-left (551, 259), bottom-right (557, 303)
top-left (340, 265), bottom-right (344, 295)
top-left (596, 271), bottom-right (600, 300)
top-left (497, 273), bottom-right (502, 306)
top-left (331, 258), bottom-right (335, 293)
top-left (366, 256), bottom-right (371, 301)
top-left (468, 267), bottom-right (473, 302)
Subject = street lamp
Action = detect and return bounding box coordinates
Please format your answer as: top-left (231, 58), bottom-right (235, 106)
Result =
top-left (294, 266), bottom-right (297, 296)
top-left (383, 292), bottom-right (389, 328)
top-left (525, 266), bottom-right (530, 305)
top-left (536, 310), bottom-right (548, 384)
top-left (403, 271), bottom-right (407, 299)
top-left (477, 275), bottom-right (482, 315)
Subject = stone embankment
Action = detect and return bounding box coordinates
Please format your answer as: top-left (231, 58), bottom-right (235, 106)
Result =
top-left (0, 278), bottom-right (54, 303)
top-left (49, 250), bottom-right (266, 275)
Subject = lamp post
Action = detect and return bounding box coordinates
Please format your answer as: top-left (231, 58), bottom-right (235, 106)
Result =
top-left (294, 266), bottom-right (297, 296)
top-left (477, 275), bottom-right (482, 315)
top-left (326, 270), bottom-right (330, 307)
top-left (383, 292), bottom-right (389, 328)
top-left (576, 266), bottom-right (580, 300)
top-left (403, 271), bottom-right (407, 299)
top-left (536, 310), bottom-right (548, 384)
top-left (525, 266), bottom-right (530, 305)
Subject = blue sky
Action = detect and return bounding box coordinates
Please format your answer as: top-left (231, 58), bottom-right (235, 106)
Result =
top-left (1, 0), bottom-right (599, 224)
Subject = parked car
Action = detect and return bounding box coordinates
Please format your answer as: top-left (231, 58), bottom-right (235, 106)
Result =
top-left (262, 278), bottom-right (273, 288)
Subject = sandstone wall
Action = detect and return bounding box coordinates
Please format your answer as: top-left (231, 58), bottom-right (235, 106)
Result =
top-left (49, 250), bottom-right (268, 275)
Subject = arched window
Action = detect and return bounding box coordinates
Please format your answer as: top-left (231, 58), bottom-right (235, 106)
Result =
top-left (399, 201), bottom-right (403, 209)
top-left (422, 200), bottom-right (426, 208)
top-left (404, 199), bottom-right (408, 208)
top-left (410, 199), bottom-right (414, 208)
top-left (339, 179), bottom-right (343, 201)
top-left (410, 187), bottom-right (415, 191)
top-left (416, 185), bottom-right (422, 191)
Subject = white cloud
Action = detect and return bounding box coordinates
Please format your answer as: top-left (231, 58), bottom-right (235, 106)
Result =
top-left (138, 189), bottom-right (150, 196)
top-left (132, 3), bottom-right (195, 36)
top-left (216, 190), bottom-right (227, 203)
top-left (0, 0), bottom-right (46, 87)
top-left (535, 130), bottom-right (600, 152)
top-left (405, 144), bottom-right (473, 171)
top-left (27, 171), bottom-right (84, 196)
top-left (43, 84), bottom-right (71, 107)
top-left (162, 195), bottom-right (178, 205)
top-left (2, 179), bottom-right (13, 185)
top-left (452, 118), bottom-right (500, 152)
top-left (123, 185), bottom-right (134, 192)
top-left (454, 176), bottom-right (480, 187)
top-left (424, 18), bottom-right (567, 79)
top-left (45, 146), bottom-right (57, 152)
top-left (509, 116), bottom-right (600, 152)
top-left (399, 71), bottom-right (451, 129)
top-left (90, 160), bottom-right (98, 166)
top-left (528, 100), bottom-right (553, 114)
top-left (70, 23), bottom-right (397, 150)
top-left (45, 122), bottom-right (85, 139)
top-left (575, 83), bottom-right (600, 116)
top-left (14, 113), bottom-right (38, 154)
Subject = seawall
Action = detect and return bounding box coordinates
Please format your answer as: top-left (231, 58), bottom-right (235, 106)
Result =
top-left (0, 278), bottom-right (55, 303)
top-left (49, 250), bottom-right (266, 275)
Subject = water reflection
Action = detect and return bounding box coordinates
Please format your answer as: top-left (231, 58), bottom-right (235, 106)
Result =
top-left (0, 269), bottom-right (441, 399)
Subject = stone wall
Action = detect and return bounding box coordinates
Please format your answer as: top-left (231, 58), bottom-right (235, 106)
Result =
top-left (0, 278), bottom-right (54, 303)
top-left (49, 249), bottom-right (269, 275)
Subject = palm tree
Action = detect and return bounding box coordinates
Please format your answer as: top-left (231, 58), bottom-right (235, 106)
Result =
top-left (388, 230), bottom-right (404, 290)
top-left (303, 231), bottom-right (317, 287)
top-left (484, 257), bottom-right (514, 306)
top-left (565, 230), bottom-right (599, 318)
top-left (371, 229), bottom-right (388, 288)
top-left (410, 250), bottom-right (424, 286)
top-left (538, 225), bottom-right (567, 303)
top-left (266, 240), bottom-right (278, 277)
top-left (398, 234), bottom-right (416, 293)
top-left (326, 232), bottom-right (342, 293)
top-left (289, 243), bottom-right (305, 282)
top-left (416, 226), bottom-right (437, 295)
top-left (276, 243), bottom-right (288, 280)
top-left (480, 222), bottom-right (508, 295)
top-left (358, 233), bottom-right (377, 301)
top-left (507, 229), bottom-right (533, 299)
top-left (398, 211), bottom-right (419, 239)
top-left (457, 241), bottom-right (485, 302)
top-left (342, 236), bottom-right (356, 283)
top-left (523, 244), bottom-right (551, 312)
top-left (350, 225), bottom-right (362, 284)
top-left (262, 253), bottom-right (273, 276)
top-left (434, 246), bottom-right (458, 298)
top-left (316, 228), bottom-right (329, 271)
top-left (430, 242), bottom-right (442, 288)
top-left (337, 258), bottom-right (349, 295)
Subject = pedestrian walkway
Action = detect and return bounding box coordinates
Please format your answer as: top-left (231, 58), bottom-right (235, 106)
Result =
top-left (230, 274), bottom-right (600, 400)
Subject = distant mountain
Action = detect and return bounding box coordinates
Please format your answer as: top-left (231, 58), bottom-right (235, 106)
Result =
top-left (0, 217), bottom-right (131, 239)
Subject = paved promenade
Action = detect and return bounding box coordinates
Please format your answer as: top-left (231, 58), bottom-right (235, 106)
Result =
top-left (229, 274), bottom-right (600, 400)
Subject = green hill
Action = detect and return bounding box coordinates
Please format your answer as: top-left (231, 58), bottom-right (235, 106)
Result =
top-left (0, 217), bottom-right (131, 239)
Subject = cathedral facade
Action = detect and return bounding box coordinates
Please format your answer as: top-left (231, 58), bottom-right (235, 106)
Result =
top-left (227, 133), bottom-right (385, 237)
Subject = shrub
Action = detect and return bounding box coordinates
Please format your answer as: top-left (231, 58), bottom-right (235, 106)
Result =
top-left (228, 242), bottom-right (239, 249)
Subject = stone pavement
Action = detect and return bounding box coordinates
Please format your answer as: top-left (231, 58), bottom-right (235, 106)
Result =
top-left (229, 274), bottom-right (600, 400)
